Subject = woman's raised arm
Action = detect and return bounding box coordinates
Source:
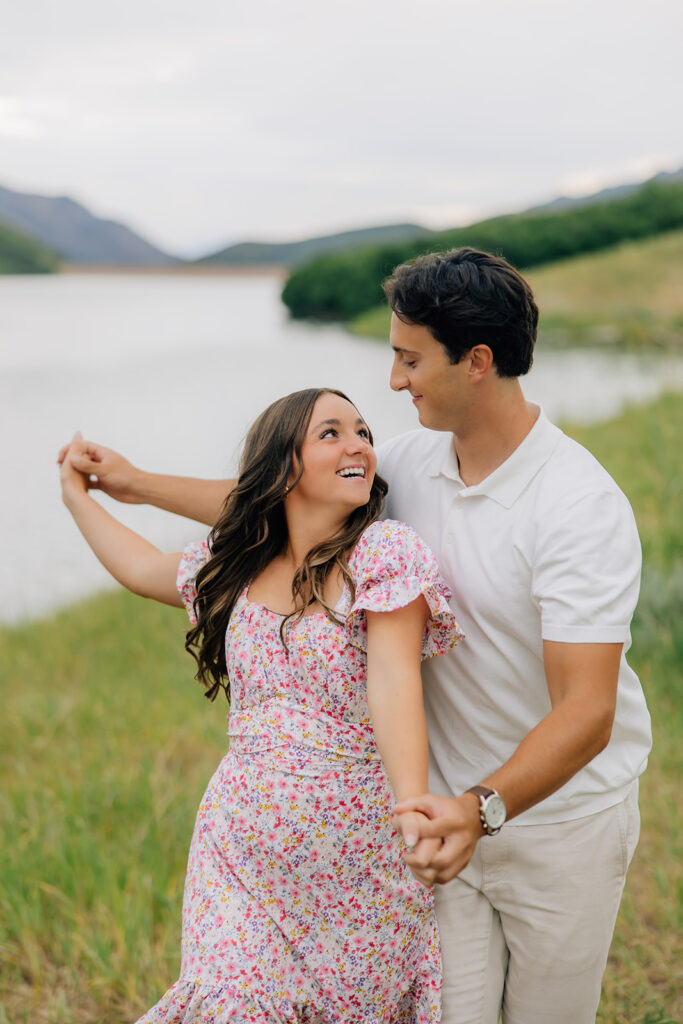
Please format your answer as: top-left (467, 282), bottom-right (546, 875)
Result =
top-left (57, 434), bottom-right (234, 527)
top-left (60, 435), bottom-right (185, 608)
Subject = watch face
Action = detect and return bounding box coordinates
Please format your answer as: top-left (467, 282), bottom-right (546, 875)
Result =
top-left (484, 795), bottom-right (506, 830)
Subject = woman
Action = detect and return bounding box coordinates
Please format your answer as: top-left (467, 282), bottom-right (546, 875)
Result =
top-left (59, 387), bottom-right (462, 1023)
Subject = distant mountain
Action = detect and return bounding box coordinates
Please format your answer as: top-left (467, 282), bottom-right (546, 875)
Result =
top-left (201, 170), bottom-right (683, 268)
top-left (0, 218), bottom-right (60, 274)
top-left (196, 223), bottom-right (434, 267)
top-left (530, 167), bottom-right (683, 214)
top-left (0, 185), bottom-right (178, 266)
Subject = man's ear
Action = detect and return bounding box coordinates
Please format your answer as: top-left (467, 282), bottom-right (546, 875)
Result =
top-left (467, 345), bottom-right (495, 381)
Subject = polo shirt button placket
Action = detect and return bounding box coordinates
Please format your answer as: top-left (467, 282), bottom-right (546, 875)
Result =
top-left (444, 499), bottom-right (454, 544)
top-left (446, 495), bottom-right (461, 544)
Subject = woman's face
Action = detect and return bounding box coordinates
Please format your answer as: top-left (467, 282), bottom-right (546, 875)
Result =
top-left (289, 393), bottom-right (377, 513)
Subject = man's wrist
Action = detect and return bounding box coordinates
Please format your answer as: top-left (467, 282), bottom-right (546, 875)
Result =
top-left (465, 786), bottom-right (507, 836)
top-left (129, 468), bottom-right (152, 504)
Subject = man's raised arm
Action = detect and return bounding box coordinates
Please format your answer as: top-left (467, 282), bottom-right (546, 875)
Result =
top-left (57, 434), bottom-right (234, 527)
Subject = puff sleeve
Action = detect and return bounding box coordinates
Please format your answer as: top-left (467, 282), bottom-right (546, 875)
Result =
top-left (176, 539), bottom-right (211, 625)
top-left (346, 519), bottom-right (463, 658)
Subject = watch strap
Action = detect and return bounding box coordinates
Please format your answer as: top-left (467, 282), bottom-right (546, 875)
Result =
top-left (467, 785), bottom-right (497, 801)
top-left (466, 785), bottom-right (504, 835)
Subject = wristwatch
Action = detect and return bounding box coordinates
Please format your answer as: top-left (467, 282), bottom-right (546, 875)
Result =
top-left (466, 786), bottom-right (507, 836)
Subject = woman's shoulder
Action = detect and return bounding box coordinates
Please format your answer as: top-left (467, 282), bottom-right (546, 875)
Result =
top-left (178, 538), bottom-right (211, 582)
top-left (350, 518), bottom-right (432, 574)
top-left (177, 538), bottom-right (212, 625)
top-left (357, 517), bottom-right (421, 546)
top-left (345, 519), bottom-right (462, 656)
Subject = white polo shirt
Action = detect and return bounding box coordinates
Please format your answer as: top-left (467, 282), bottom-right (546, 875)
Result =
top-left (377, 408), bottom-right (652, 825)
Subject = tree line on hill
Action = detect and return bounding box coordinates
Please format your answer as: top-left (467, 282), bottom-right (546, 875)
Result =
top-left (281, 182), bottom-right (683, 321)
top-left (0, 220), bottom-right (59, 274)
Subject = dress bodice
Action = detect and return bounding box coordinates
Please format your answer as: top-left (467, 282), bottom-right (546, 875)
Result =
top-left (177, 519), bottom-right (462, 761)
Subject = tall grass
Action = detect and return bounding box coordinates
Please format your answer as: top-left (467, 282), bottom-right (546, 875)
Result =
top-left (1, 393), bottom-right (681, 1022)
top-left (0, 596), bottom-right (227, 1022)
top-left (569, 394), bottom-right (683, 1024)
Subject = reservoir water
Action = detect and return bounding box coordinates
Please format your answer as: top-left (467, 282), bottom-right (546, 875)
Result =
top-left (1, 270), bottom-right (681, 625)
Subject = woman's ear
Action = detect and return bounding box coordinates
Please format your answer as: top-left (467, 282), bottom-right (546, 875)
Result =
top-left (288, 450), bottom-right (300, 484)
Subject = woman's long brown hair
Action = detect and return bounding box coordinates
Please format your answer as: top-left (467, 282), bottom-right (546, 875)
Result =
top-left (185, 388), bottom-right (388, 701)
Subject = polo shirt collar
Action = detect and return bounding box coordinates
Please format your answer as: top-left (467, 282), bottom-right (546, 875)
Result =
top-left (427, 407), bottom-right (563, 508)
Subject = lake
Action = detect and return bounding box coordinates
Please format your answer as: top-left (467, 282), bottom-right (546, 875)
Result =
top-left (1, 270), bottom-right (681, 625)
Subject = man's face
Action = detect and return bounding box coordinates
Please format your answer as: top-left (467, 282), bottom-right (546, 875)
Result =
top-left (389, 313), bottom-right (471, 432)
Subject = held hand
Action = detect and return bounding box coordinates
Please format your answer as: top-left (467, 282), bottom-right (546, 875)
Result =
top-left (393, 809), bottom-right (444, 888)
top-left (57, 436), bottom-right (144, 504)
top-left (393, 809), bottom-right (429, 852)
top-left (59, 433), bottom-right (91, 507)
top-left (393, 792), bottom-right (484, 885)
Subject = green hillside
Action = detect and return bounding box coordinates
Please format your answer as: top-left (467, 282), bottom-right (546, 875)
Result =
top-left (0, 218), bottom-right (60, 274)
top-left (350, 228), bottom-right (683, 349)
top-left (282, 182), bottom-right (683, 322)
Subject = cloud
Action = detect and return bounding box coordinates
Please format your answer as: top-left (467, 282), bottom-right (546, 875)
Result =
top-left (557, 157), bottom-right (682, 198)
top-left (0, 98), bottom-right (40, 138)
top-left (2, 0), bottom-right (682, 252)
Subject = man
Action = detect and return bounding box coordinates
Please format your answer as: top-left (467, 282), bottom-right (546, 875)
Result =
top-left (62, 248), bottom-right (651, 1023)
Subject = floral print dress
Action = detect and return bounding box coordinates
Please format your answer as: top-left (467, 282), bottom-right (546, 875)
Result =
top-left (136, 519), bottom-right (462, 1024)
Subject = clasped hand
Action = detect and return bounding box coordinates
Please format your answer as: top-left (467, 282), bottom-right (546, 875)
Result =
top-left (393, 793), bottom-right (482, 887)
top-left (57, 434), bottom-right (142, 503)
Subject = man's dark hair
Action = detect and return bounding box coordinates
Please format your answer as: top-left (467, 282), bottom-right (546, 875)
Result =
top-left (383, 247), bottom-right (539, 377)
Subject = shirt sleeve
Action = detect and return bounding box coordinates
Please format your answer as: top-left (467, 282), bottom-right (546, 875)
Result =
top-left (532, 490), bottom-right (641, 643)
top-left (176, 539), bottom-right (211, 625)
top-left (346, 519), bottom-right (464, 658)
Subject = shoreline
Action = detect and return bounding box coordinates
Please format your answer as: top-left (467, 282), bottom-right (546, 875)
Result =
top-left (4, 391), bottom-right (681, 634)
top-left (60, 263), bottom-right (287, 278)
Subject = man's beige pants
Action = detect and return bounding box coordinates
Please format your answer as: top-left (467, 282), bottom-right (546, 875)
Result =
top-left (435, 783), bottom-right (640, 1024)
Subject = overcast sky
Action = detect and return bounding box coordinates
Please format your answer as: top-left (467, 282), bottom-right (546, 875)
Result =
top-left (1, 0), bottom-right (681, 256)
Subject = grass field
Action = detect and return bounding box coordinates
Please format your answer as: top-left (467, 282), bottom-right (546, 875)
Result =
top-left (1, 394), bottom-right (682, 1023)
top-left (349, 229), bottom-right (683, 348)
